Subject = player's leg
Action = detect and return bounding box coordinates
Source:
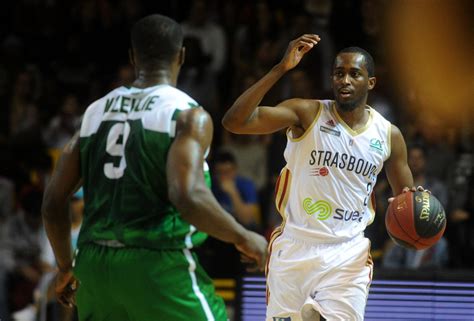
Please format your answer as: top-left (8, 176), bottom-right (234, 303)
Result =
top-left (303, 236), bottom-right (372, 321)
top-left (74, 244), bottom-right (131, 321)
top-left (117, 247), bottom-right (227, 321)
top-left (266, 234), bottom-right (308, 321)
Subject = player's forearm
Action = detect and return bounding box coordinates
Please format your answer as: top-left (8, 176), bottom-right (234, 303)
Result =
top-left (42, 201), bottom-right (73, 271)
top-left (171, 184), bottom-right (249, 245)
top-left (222, 64), bottom-right (287, 132)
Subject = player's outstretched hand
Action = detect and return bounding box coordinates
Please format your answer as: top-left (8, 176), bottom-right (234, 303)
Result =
top-left (235, 231), bottom-right (268, 272)
top-left (388, 186), bottom-right (431, 203)
top-left (56, 268), bottom-right (78, 308)
top-left (278, 34), bottom-right (320, 72)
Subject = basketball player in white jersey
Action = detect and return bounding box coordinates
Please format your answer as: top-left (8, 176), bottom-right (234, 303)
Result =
top-left (223, 35), bottom-right (422, 321)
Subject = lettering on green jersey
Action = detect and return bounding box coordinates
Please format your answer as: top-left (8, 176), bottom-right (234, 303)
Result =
top-left (104, 95), bottom-right (160, 114)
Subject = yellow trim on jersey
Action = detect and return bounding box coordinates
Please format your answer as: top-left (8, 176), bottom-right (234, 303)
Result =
top-left (286, 101), bottom-right (322, 142)
top-left (367, 192), bottom-right (376, 225)
top-left (274, 168), bottom-right (292, 218)
top-left (331, 102), bottom-right (374, 136)
top-left (386, 123), bottom-right (392, 160)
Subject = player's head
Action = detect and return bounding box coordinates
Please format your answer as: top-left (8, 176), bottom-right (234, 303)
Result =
top-left (130, 14), bottom-right (184, 70)
top-left (332, 47), bottom-right (376, 112)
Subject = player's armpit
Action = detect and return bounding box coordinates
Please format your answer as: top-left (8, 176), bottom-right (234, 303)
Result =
top-left (384, 125), bottom-right (414, 196)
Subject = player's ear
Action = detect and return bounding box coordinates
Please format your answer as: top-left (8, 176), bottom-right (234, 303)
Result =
top-left (368, 76), bottom-right (376, 90)
top-left (179, 46), bottom-right (185, 66)
top-left (129, 48), bottom-right (136, 67)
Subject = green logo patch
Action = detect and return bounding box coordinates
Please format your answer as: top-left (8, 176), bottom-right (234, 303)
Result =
top-left (303, 198), bottom-right (332, 220)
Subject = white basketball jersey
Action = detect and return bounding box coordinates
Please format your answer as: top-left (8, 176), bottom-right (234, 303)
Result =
top-left (274, 100), bottom-right (391, 243)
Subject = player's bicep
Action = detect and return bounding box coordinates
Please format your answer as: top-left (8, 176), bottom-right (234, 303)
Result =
top-left (43, 132), bottom-right (82, 210)
top-left (232, 99), bottom-right (302, 135)
top-left (385, 125), bottom-right (414, 195)
top-left (167, 109), bottom-right (211, 200)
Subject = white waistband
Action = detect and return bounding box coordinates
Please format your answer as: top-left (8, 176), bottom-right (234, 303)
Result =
top-left (93, 239), bottom-right (126, 248)
top-left (283, 226), bottom-right (364, 245)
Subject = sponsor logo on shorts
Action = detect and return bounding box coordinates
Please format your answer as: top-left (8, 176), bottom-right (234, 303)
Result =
top-left (273, 318), bottom-right (291, 321)
top-left (320, 125), bottom-right (341, 137)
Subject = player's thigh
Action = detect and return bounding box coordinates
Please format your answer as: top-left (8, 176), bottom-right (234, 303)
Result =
top-left (266, 236), bottom-right (308, 321)
top-left (118, 248), bottom-right (227, 321)
top-left (311, 238), bottom-right (372, 321)
top-left (74, 244), bottom-right (131, 321)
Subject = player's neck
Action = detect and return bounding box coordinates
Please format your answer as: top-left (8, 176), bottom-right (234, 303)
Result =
top-left (334, 103), bottom-right (369, 130)
top-left (132, 69), bottom-right (177, 88)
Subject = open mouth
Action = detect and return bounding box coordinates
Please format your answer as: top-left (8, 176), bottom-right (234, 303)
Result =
top-left (339, 88), bottom-right (353, 98)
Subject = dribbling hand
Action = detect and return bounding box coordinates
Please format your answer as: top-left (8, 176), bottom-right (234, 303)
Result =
top-left (235, 231), bottom-right (268, 273)
top-left (388, 186), bottom-right (431, 203)
top-left (278, 34), bottom-right (320, 72)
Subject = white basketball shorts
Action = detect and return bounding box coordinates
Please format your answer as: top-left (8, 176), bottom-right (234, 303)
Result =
top-left (266, 231), bottom-right (373, 321)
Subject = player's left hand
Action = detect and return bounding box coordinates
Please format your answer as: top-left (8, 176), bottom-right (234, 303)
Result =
top-left (388, 186), bottom-right (431, 203)
top-left (55, 268), bottom-right (78, 308)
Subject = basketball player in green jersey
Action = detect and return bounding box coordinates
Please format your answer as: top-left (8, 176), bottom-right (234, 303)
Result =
top-left (42, 14), bottom-right (267, 321)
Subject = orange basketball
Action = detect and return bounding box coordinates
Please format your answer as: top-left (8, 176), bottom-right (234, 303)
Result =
top-left (385, 191), bottom-right (446, 250)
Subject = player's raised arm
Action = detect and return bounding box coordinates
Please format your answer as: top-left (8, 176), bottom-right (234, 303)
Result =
top-left (167, 108), bottom-right (267, 271)
top-left (385, 125), bottom-right (414, 196)
top-left (222, 34), bottom-right (320, 135)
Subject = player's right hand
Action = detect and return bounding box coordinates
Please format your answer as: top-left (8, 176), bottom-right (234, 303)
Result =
top-left (278, 34), bottom-right (320, 72)
top-left (55, 268), bottom-right (78, 308)
top-left (235, 231), bottom-right (268, 272)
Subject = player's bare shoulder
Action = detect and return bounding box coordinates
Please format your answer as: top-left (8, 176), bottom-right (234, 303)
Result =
top-left (175, 107), bottom-right (213, 143)
top-left (278, 98), bottom-right (322, 132)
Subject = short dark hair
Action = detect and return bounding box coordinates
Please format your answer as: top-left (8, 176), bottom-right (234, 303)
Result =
top-left (213, 151), bottom-right (237, 165)
top-left (336, 47), bottom-right (375, 77)
top-left (408, 143), bottom-right (427, 156)
top-left (131, 14), bottom-right (183, 67)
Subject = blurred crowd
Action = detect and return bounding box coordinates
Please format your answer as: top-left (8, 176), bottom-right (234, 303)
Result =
top-left (0, 0), bottom-right (472, 319)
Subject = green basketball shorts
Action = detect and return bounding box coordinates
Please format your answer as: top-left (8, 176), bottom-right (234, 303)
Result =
top-left (73, 243), bottom-right (227, 321)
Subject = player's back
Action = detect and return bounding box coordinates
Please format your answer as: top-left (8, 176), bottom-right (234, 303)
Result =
top-left (78, 84), bottom-right (207, 250)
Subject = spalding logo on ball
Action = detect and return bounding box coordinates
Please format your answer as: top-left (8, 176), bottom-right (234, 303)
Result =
top-left (385, 191), bottom-right (446, 250)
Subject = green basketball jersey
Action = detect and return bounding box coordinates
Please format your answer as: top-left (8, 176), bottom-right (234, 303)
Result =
top-left (78, 84), bottom-right (209, 250)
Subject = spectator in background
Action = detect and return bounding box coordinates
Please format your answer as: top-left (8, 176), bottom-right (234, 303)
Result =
top-left (182, 0), bottom-right (226, 74)
top-left (446, 152), bottom-right (474, 267)
top-left (212, 151), bottom-right (260, 230)
top-left (382, 238), bottom-right (449, 269)
top-left (178, 36), bottom-right (217, 114)
top-left (220, 133), bottom-right (270, 195)
top-left (200, 151), bottom-right (261, 278)
top-left (407, 144), bottom-right (448, 206)
top-left (416, 113), bottom-right (456, 182)
top-left (43, 94), bottom-right (82, 148)
top-left (9, 70), bottom-right (40, 138)
top-left (0, 187), bottom-right (52, 319)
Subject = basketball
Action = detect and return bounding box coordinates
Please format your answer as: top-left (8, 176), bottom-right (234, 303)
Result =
top-left (385, 191), bottom-right (446, 250)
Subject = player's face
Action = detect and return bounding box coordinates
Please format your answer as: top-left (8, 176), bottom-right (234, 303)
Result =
top-left (332, 53), bottom-right (375, 111)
